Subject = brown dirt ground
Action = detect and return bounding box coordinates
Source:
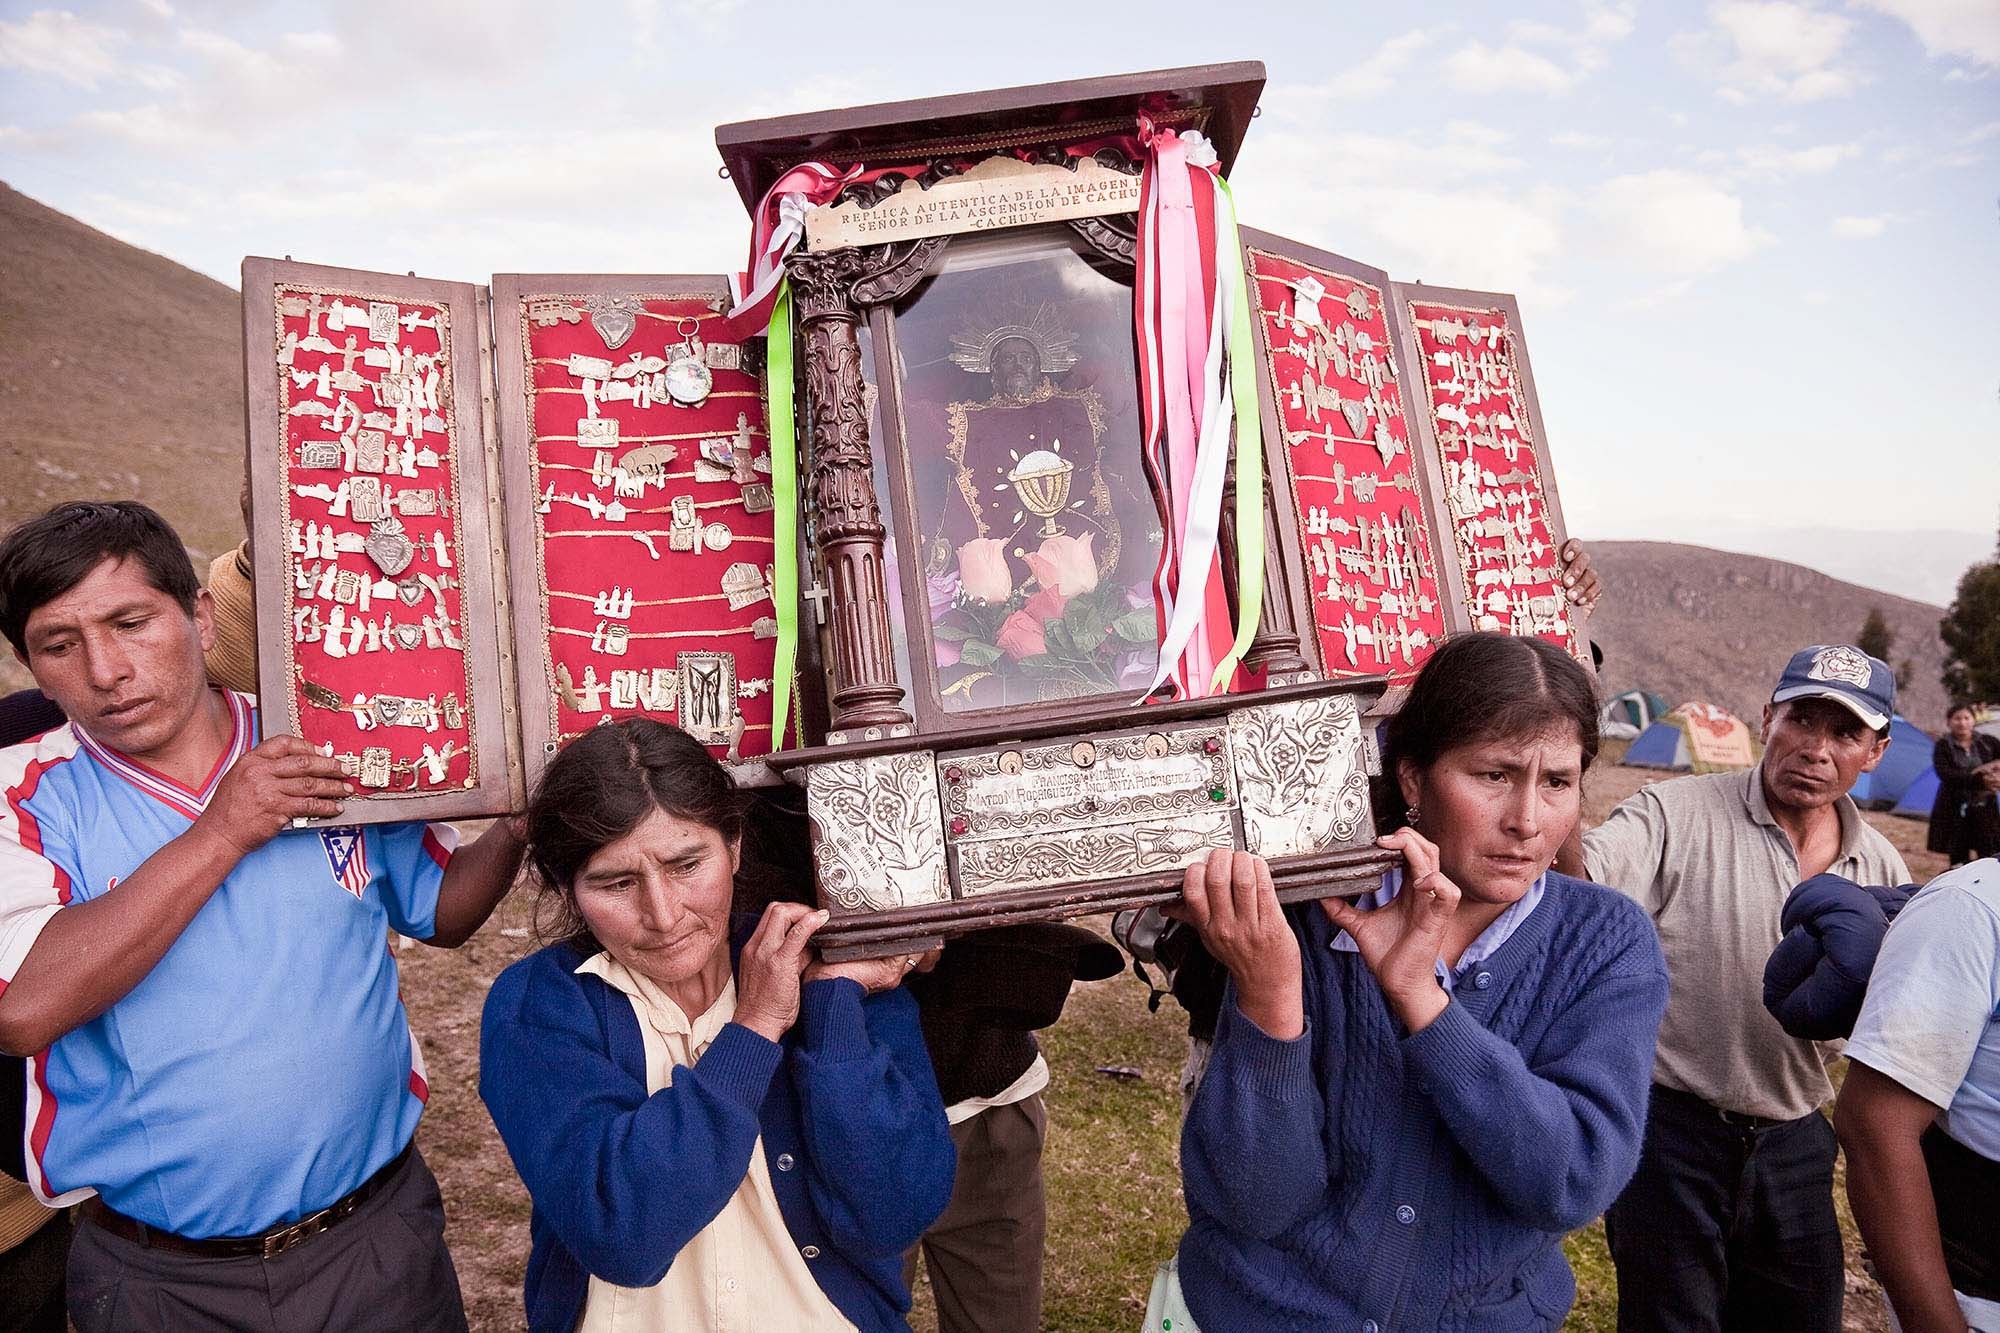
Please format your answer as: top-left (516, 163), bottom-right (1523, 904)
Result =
top-left (406, 747), bottom-right (1946, 1331)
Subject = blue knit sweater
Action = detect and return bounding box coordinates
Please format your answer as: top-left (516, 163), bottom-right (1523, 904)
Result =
top-left (480, 934), bottom-right (955, 1332)
top-left (1178, 871), bottom-right (1669, 1333)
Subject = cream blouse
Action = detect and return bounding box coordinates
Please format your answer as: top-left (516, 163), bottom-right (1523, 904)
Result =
top-left (573, 952), bottom-right (858, 1333)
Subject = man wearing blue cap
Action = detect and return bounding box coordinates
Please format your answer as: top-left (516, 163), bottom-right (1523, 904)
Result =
top-left (1563, 644), bottom-right (1910, 1333)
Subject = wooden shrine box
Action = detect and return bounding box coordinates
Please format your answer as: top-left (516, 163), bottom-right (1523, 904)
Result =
top-left (240, 63), bottom-right (1585, 958)
top-left (718, 66), bottom-right (1404, 958)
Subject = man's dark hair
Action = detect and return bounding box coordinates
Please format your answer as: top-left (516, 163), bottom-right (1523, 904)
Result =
top-left (0, 502), bottom-right (201, 659)
top-left (1375, 630), bottom-right (1601, 831)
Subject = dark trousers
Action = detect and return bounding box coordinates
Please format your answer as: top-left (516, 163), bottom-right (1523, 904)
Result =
top-left (65, 1146), bottom-right (467, 1333)
top-left (0, 1209), bottom-right (71, 1333)
top-left (1606, 1084), bottom-right (1844, 1333)
top-left (903, 1093), bottom-right (1048, 1333)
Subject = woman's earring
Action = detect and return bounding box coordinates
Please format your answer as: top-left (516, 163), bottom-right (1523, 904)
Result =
top-left (1407, 805), bottom-right (1421, 829)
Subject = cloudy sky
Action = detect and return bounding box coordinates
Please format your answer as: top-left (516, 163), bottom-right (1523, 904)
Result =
top-left (2, 0), bottom-right (1995, 601)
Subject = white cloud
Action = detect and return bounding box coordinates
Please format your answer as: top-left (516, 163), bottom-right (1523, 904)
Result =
top-left (1509, 0), bottom-right (1636, 73)
top-left (1855, 0), bottom-right (2000, 68)
top-left (1831, 214), bottom-right (1889, 237)
top-left (1675, 0), bottom-right (1861, 101)
top-left (1590, 169), bottom-right (1772, 272)
top-left (1622, 278), bottom-right (1695, 310)
top-left (1961, 121), bottom-right (2000, 143)
top-left (1735, 141), bottom-right (1861, 175)
top-left (1441, 41), bottom-right (1577, 94)
top-left (0, 9), bottom-right (129, 89)
top-left (1278, 29), bottom-right (1436, 103)
top-left (1551, 130), bottom-right (1611, 149)
top-left (1237, 118), bottom-right (1565, 299)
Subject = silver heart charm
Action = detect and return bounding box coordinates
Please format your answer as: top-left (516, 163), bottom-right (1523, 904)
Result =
top-left (364, 517), bottom-right (415, 577)
top-left (396, 578), bottom-right (424, 606)
top-left (587, 296), bottom-right (640, 351)
top-left (1341, 399), bottom-right (1369, 438)
top-left (394, 623), bottom-right (424, 650)
top-left (372, 695), bottom-right (404, 726)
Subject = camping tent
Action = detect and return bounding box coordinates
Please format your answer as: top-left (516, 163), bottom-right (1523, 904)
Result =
top-left (1890, 714), bottom-right (2000, 818)
top-left (1600, 689), bottom-right (1669, 741)
top-left (1849, 715), bottom-right (1934, 809)
top-left (1622, 702), bottom-right (1758, 773)
top-left (1894, 766), bottom-right (1938, 818)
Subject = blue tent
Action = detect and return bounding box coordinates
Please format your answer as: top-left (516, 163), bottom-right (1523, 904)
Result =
top-left (1894, 766), bottom-right (1938, 818)
top-left (1624, 719), bottom-right (1688, 769)
top-left (1850, 715), bottom-right (1934, 809)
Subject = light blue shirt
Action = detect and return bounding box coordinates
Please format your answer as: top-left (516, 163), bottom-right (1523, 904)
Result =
top-left (1847, 858), bottom-right (2000, 1160)
top-left (1329, 867), bottom-right (1548, 992)
top-left (0, 694), bottom-right (456, 1237)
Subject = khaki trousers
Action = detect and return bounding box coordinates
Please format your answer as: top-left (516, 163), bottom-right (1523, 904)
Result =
top-left (904, 1093), bottom-right (1049, 1333)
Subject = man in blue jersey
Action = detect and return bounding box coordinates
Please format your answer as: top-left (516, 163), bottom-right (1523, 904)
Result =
top-left (0, 501), bottom-right (525, 1332)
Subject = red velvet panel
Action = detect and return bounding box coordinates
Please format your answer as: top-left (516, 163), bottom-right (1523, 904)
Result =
top-left (1405, 301), bottom-right (1580, 656)
top-left (274, 288), bottom-right (476, 794)
top-left (516, 297), bottom-right (777, 763)
top-left (1248, 251), bottom-right (1448, 683)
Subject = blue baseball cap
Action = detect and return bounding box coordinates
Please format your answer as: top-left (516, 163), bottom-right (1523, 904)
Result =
top-left (1771, 644), bottom-right (1895, 731)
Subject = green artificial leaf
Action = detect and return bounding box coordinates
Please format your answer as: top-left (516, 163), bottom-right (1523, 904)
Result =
top-left (1112, 608), bottom-right (1159, 642)
top-left (959, 639), bottom-right (1004, 667)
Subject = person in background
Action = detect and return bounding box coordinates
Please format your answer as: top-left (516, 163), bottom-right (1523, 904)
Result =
top-left (1566, 644), bottom-right (1908, 1333)
top-left (901, 922), bottom-right (1122, 1333)
top-left (199, 472), bottom-right (257, 696)
top-left (0, 500), bottom-right (526, 1332)
top-left (480, 718), bottom-right (954, 1333)
top-left (1837, 857), bottom-right (2000, 1333)
top-left (0, 688), bottom-right (69, 1333)
top-left (1931, 704), bottom-right (2000, 868)
top-left (1166, 632), bottom-right (1667, 1332)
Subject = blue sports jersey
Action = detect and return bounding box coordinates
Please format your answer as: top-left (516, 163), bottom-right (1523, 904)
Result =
top-left (0, 690), bottom-right (458, 1238)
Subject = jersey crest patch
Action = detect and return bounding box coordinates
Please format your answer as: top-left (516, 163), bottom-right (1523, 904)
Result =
top-left (318, 827), bottom-right (370, 897)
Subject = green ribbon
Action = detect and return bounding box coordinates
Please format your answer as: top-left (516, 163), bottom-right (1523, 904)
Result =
top-left (1210, 175), bottom-right (1266, 692)
top-left (764, 282), bottom-right (801, 751)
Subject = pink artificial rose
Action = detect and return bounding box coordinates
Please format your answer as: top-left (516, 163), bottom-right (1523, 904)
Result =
top-left (1030, 532), bottom-right (1098, 597)
top-left (1021, 587), bottom-right (1067, 624)
top-left (996, 609), bottom-right (1047, 660)
top-left (956, 538), bottom-right (1013, 604)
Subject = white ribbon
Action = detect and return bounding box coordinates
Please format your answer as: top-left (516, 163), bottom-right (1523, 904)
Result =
top-left (1144, 203), bottom-right (1237, 698)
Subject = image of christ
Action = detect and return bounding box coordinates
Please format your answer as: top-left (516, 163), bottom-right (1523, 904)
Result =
top-left (891, 228), bottom-right (1163, 711)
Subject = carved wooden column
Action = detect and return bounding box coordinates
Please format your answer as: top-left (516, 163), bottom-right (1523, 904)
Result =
top-left (788, 248), bottom-right (913, 737)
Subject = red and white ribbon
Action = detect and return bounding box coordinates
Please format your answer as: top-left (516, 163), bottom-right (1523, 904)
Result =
top-left (725, 162), bottom-right (866, 332)
top-left (1136, 126), bottom-right (1239, 700)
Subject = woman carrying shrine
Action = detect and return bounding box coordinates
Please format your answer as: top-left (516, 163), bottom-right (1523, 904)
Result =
top-left (479, 718), bottom-right (954, 1333)
top-left (1163, 632), bottom-right (1668, 1332)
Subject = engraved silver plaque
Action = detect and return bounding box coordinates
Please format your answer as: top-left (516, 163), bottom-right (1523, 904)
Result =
top-left (807, 751), bottom-right (950, 913)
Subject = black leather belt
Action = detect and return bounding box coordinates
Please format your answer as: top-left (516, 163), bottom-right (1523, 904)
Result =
top-left (79, 1140), bottom-right (413, 1260)
top-left (1656, 1083), bottom-right (1794, 1132)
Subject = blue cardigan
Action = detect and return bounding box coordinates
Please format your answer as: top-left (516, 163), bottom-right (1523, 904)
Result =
top-left (1178, 871), bottom-right (1669, 1333)
top-left (480, 933), bottom-right (955, 1332)
top-left (1762, 872), bottom-right (1917, 1040)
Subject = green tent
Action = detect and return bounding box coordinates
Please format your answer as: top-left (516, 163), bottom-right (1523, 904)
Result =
top-left (1599, 689), bottom-right (1669, 741)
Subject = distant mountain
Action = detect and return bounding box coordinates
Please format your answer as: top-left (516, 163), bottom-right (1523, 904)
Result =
top-left (1585, 540), bottom-right (1951, 732)
top-left (0, 181), bottom-right (246, 563)
top-left (1589, 520), bottom-right (1992, 608)
top-left (0, 186), bottom-right (1962, 731)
